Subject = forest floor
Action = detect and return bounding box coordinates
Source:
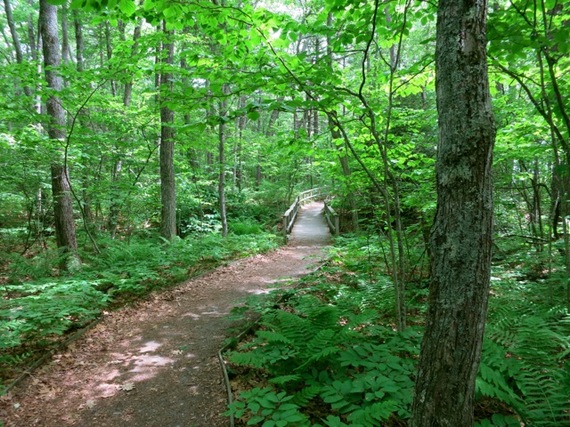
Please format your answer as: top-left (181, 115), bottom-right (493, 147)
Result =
top-left (0, 202), bottom-right (331, 427)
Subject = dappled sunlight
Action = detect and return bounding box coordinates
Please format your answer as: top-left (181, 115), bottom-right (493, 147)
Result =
top-left (181, 311), bottom-right (202, 319)
top-left (131, 354), bottom-right (174, 372)
top-left (201, 310), bottom-right (223, 316)
top-left (248, 288), bottom-right (272, 295)
top-left (138, 340), bottom-right (162, 353)
top-left (93, 381), bottom-right (120, 399)
top-left (80, 339), bottom-right (184, 403)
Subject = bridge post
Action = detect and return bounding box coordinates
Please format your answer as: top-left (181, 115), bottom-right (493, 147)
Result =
top-left (323, 201), bottom-right (339, 236)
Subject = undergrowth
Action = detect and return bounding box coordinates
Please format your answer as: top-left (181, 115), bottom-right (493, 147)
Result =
top-left (0, 231), bottom-right (279, 386)
top-left (225, 235), bottom-right (569, 427)
top-left (226, 269), bottom-right (420, 427)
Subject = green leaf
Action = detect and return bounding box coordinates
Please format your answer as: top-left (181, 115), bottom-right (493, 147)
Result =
top-left (247, 110), bottom-right (261, 121)
top-left (118, 0), bottom-right (136, 16)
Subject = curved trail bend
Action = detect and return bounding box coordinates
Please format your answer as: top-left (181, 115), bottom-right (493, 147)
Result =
top-left (1, 202), bottom-right (330, 427)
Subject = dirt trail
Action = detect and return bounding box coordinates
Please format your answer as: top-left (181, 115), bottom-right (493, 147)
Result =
top-left (0, 202), bottom-right (330, 427)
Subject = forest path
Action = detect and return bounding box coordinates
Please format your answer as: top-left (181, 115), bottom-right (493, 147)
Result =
top-left (1, 202), bottom-right (330, 427)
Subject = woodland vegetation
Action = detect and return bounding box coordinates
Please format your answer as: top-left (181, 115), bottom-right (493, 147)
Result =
top-left (0, 0), bottom-right (569, 425)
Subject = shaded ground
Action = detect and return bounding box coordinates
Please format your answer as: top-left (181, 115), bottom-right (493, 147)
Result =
top-left (0, 202), bottom-right (330, 427)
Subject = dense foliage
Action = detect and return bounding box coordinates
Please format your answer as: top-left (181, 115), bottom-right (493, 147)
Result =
top-left (1, 0), bottom-right (569, 423)
top-left (225, 235), bottom-right (570, 426)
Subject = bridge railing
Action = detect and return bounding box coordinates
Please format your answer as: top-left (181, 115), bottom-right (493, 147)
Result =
top-left (323, 200), bottom-right (339, 236)
top-left (298, 188), bottom-right (323, 204)
top-left (282, 187), bottom-right (323, 240)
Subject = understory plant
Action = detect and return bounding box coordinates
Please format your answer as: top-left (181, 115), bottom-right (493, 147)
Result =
top-left (225, 236), bottom-right (569, 427)
top-left (0, 231), bottom-right (279, 383)
top-left (226, 266), bottom-right (421, 427)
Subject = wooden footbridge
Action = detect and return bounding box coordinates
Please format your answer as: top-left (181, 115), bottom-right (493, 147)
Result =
top-left (282, 188), bottom-right (339, 241)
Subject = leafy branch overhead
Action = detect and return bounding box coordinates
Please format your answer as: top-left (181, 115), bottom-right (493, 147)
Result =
top-left (1, 0), bottom-right (569, 425)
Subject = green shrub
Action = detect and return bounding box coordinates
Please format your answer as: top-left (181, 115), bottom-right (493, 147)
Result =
top-left (0, 280), bottom-right (108, 348)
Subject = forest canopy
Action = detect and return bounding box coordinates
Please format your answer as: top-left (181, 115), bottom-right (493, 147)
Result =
top-left (1, 0), bottom-right (569, 425)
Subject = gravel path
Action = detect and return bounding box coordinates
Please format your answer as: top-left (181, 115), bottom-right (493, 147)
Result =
top-left (0, 202), bottom-right (330, 427)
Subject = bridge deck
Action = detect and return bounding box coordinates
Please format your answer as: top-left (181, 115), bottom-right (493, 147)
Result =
top-left (288, 201), bottom-right (331, 247)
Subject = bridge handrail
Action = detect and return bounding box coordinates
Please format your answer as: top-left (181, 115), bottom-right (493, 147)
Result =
top-left (298, 187), bottom-right (322, 204)
top-left (323, 200), bottom-right (339, 236)
top-left (282, 188), bottom-right (323, 239)
top-left (283, 196), bottom-right (300, 236)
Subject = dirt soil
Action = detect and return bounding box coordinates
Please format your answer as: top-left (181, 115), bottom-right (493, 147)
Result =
top-left (0, 202), bottom-right (330, 427)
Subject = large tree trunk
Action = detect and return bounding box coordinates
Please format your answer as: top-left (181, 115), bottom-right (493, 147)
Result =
top-left (39, 0), bottom-right (79, 262)
top-left (159, 23), bottom-right (177, 240)
top-left (411, 0), bottom-right (495, 425)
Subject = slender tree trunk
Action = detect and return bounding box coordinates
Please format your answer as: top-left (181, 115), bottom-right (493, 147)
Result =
top-left (234, 95), bottom-right (248, 192)
top-left (4, 0), bottom-right (23, 63)
top-left (107, 22), bottom-right (141, 237)
top-left (122, 23), bottom-right (141, 107)
top-left (60, 5), bottom-right (71, 64)
top-left (411, 0), bottom-right (495, 424)
top-left (218, 88), bottom-right (229, 237)
top-left (73, 11), bottom-right (85, 72)
top-left (28, 1), bottom-right (42, 115)
top-left (4, 0), bottom-right (32, 97)
top-left (326, 13), bottom-right (358, 231)
top-left (71, 11), bottom-right (98, 233)
top-left (104, 21), bottom-right (116, 96)
top-left (158, 23), bottom-right (177, 240)
top-left (39, 0), bottom-right (79, 264)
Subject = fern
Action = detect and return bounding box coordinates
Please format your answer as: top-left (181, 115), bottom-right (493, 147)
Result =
top-left (295, 329), bottom-right (340, 370)
top-left (291, 384), bottom-right (322, 406)
top-left (483, 282), bottom-right (570, 427)
top-left (269, 375), bottom-right (303, 386)
top-left (347, 400), bottom-right (399, 425)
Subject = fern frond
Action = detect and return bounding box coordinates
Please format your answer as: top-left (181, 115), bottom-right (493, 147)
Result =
top-left (292, 384), bottom-right (322, 406)
top-left (227, 350), bottom-right (267, 369)
top-left (269, 374), bottom-right (302, 385)
top-left (346, 400), bottom-right (399, 426)
top-left (484, 293), bottom-right (570, 427)
top-left (256, 330), bottom-right (293, 345)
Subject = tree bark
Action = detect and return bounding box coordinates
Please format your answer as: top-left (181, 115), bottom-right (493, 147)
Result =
top-left (39, 0), bottom-right (79, 260)
top-left (60, 5), bottom-right (72, 64)
top-left (3, 0), bottom-right (24, 64)
top-left (218, 88), bottom-right (229, 238)
top-left (105, 21), bottom-right (117, 97)
top-left (159, 23), bottom-right (177, 240)
top-left (411, 0), bottom-right (495, 424)
top-left (4, 0), bottom-right (33, 97)
top-left (73, 10), bottom-right (85, 72)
